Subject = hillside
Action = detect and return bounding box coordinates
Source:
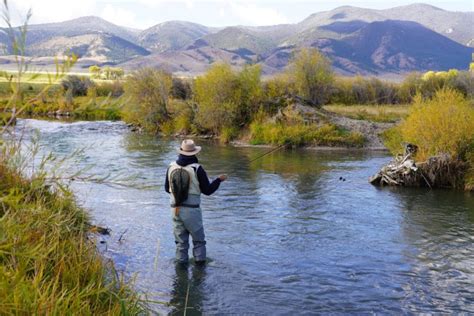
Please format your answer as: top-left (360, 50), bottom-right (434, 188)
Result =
top-left (27, 33), bottom-right (150, 63)
top-left (138, 21), bottom-right (213, 53)
top-left (0, 3), bottom-right (471, 74)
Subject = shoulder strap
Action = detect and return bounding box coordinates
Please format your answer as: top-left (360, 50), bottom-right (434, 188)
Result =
top-left (188, 163), bottom-right (200, 173)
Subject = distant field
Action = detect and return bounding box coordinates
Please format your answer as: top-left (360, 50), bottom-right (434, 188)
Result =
top-left (324, 104), bottom-right (411, 123)
top-left (0, 70), bottom-right (122, 84)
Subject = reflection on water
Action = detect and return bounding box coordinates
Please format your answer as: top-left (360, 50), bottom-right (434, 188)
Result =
top-left (16, 119), bottom-right (474, 314)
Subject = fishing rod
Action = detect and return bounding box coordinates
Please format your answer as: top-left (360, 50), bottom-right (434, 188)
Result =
top-left (248, 143), bottom-right (287, 163)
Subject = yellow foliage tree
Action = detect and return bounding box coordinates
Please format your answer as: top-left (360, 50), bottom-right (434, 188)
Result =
top-left (123, 68), bottom-right (172, 133)
top-left (194, 63), bottom-right (262, 134)
top-left (287, 48), bottom-right (334, 107)
top-left (396, 89), bottom-right (474, 161)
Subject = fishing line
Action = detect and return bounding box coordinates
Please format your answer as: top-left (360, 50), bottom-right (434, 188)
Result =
top-left (248, 143), bottom-right (287, 163)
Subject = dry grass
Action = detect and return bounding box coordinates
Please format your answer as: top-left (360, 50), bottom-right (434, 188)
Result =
top-left (323, 104), bottom-right (410, 123)
top-left (0, 159), bottom-right (147, 314)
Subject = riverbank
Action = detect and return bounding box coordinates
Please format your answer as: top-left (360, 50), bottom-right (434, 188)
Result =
top-left (0, 159), bottom-right (146, 313)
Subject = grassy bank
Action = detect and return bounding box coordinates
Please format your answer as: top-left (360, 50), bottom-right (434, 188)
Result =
top-left (0, 160), bottom-right (146, 313)
top-left (323, 104), bottom-right (410, 123)
top-left (249, 121), bottom-right (365, 147)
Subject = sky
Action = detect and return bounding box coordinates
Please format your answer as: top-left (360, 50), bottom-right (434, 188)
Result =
top-left (4, 0), bottom-right (473, 29)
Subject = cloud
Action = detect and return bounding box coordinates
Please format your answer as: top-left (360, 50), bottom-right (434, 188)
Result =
top-left (5, 0), bottom-right (96, 25)
top-left (229, 2), bottom-right (289, 25)
top-left (100, 4), bottom-right (151, 28)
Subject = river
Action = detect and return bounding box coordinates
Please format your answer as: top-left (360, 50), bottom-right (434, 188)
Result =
top-left (16, 119), bottom-right (474, 314)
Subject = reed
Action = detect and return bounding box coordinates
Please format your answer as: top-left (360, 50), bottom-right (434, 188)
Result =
top-left (0, 159), bottom-right (146, 314)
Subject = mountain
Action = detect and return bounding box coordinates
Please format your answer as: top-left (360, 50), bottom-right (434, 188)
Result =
top-left (0, 4), bottom-right (472, 75)
top-left (121, 44), bottom-right (254, 74)
top-left (27, 33), bottom-right (149, 64)
top-left (138, 21), bottom-right (213, 53)
top-left (26, 16), bottom-right (140, 44)
top-left (299, 20), bottom-right (472, 74)
top-left (297, 4), bottom-right (474, 47)
top-left (199, 27), bottom-right (274, 56)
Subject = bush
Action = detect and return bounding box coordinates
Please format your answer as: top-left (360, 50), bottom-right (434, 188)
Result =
top-left (194, 63), bottom-right (262, 134)
top-left (95, 81), bottom-right (124, 97)
top-left (287, 48), bottom-right (334, 107)
top-left (171, 77), bottom-right (192, 100)
top-left (384, 89), bottom-right (474, 161)
top-left (61, 75), bottom-right (94, 97)
top-left (167, 99), bottom-right (195, 135)
top-left (123, 68), bottom-right (172, 133)
top-left (262, 74), bottom-right (293, 113)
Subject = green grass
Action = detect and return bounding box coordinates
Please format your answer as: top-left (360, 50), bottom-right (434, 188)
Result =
top-left (323, 104), bottom-right (410, 123)
top-left (0, 160), bottom-right (147, 314)
top-left (249, 121), bottom-right (365, 147)
top-left (0, 112), bottom-right (13, 126)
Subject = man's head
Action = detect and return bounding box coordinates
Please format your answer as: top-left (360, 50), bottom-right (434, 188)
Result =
top-left (178, 139), bottom-right (201, 156)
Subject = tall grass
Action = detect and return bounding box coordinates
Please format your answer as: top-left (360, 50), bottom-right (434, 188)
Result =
top-left (323, 104), bottom-right (410, 123)
top-left (0, 1), bottom-right (148, 313)
top-left (249, 121), bottom-right (365, 147)
top-left (0, 158), bottom-right (146, 314)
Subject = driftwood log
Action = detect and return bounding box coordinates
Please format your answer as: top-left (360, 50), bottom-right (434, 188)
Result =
top-left (369, 144), bottom-right (468, 189)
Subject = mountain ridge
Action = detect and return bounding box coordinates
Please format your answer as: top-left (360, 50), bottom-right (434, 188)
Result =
top-left (0, 3), bottom-right (472, 76)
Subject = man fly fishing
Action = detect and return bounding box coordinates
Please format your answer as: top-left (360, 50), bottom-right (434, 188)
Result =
top-left (165, 139), bottom-right (227, 265)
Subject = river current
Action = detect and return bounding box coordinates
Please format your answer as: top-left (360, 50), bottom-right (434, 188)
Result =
top-left (16, 119), bottom-right (474, 314)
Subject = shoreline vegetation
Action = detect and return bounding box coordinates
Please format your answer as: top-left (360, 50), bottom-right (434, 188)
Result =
top-left (0, 159), bottom-right (147, 314)
top-left (0, 1), bottom-right (148, 312)
top-left (1, 48), bottom-right (472, 189)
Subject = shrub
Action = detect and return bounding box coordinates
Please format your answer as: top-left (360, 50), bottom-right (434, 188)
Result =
top-left (384, 89), bottom-right (474, 161)
top-left (168, 99), bottom-right (194, 135)
top-left (220, 126), bottom-right (239, 143)
top-left (89, 65), bottom-right (101, 78)
top-left (171, 77), bottom-right (192, 100)
top-left (61, 75), bottom-right (94, 97)
top-left (262, 74), bottom-right (293, 113)
top-left (95, 81), bottom-right (124, 97)
top-left (194, 63), bottom-right (262, 134)
top-left (287, 48), bottom-right (334, 107)
top-left (123, 68), bottom-right (172, 133)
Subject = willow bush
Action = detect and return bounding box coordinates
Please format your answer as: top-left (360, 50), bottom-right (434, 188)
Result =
top-left (122, 68), bottom-right (173, 133)
top-left (193, 63), bottom-right (262, 136)
top-left (383, 88), bottom-right (474, 189)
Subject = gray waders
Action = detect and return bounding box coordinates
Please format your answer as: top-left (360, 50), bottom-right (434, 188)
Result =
top-left (172, 206), bottom-right (206, 263)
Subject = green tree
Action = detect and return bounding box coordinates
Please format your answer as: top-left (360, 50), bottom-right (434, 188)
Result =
top-left (110, 67), bottom-right (124, 80)
top-left (123, 68), bottom-right (172, 133)
top-left (103, 66), bottom-right (111, 80)
top-left (287, 48), bottom-right (334, 107)
top-left (194, 63), bottom-right (238, 134)
top-left (89, 65), bottom-right (101, 79)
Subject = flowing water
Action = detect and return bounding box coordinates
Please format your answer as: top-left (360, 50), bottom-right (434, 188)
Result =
top-left (16, 119), bottom-right (474, 314)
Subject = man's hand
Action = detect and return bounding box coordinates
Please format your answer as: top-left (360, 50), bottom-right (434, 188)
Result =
top-left (219, 174), bottom-right (228, 182)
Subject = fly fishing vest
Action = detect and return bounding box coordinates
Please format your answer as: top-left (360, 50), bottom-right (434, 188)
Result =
top-left (168, 162), bottom-right (201, 208)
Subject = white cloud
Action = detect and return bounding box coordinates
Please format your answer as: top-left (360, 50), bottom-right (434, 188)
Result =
top-left (229, 2), bottom-right (289, 25)
top-left (101, 4), bottom-right (143, 28)
top-left (6, 0), bottom-right (96, 25)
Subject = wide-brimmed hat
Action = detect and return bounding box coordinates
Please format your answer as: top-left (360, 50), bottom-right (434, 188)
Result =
top-left (178, 139), bottom-right (201, 156)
